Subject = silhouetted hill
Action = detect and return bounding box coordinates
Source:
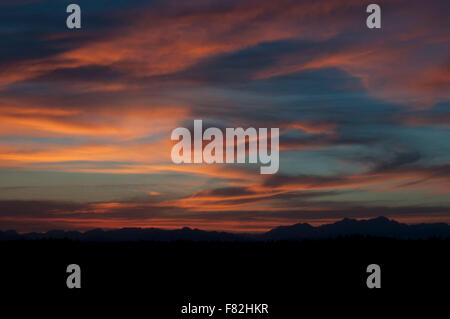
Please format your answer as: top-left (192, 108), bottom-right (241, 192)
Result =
top-left (1, 216), bottom-right (449, 241)
top-left (264, 216), bottom-right (450, 240)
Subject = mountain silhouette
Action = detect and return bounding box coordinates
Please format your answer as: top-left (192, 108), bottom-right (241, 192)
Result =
top-left (265, 216), bottom-right (450, 240)
top-left (1, 216), bottom-right (449, 241)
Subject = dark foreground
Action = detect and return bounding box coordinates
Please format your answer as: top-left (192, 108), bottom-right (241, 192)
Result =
top-left (1, 238), bottom-right (448, 317)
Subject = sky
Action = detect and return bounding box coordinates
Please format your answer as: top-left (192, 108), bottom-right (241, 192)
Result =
top-left (0, 0), bottom-right (449, 232)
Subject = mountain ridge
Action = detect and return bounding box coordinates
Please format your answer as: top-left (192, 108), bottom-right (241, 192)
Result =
top-left (1, 216), bottom-right (450, 241)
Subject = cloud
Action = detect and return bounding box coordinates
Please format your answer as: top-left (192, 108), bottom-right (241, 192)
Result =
top-left (3, 0), bottom-right (447, 108)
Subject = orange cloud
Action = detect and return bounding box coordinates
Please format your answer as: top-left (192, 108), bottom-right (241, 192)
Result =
top-left (0, 0), bottom-right (365, 89)
top-left (285, 121), bottom-right (337, 135)
top-left (0, 100), bottom-right (189, 139)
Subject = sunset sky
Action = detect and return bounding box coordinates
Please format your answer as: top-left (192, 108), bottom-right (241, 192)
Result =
top-left (0, 0), bottom-right (449, 232)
